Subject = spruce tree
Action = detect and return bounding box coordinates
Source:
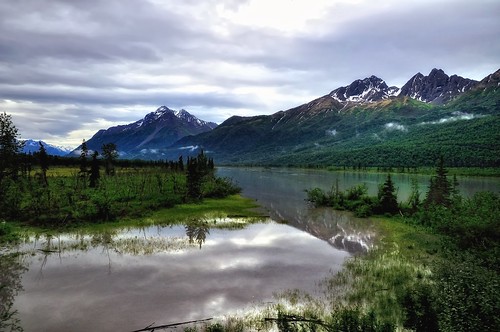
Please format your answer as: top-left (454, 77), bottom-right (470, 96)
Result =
top-left (378, 173), bottom-right (399, 214)
top-left (79, 139), bottom-right (89, 188)
top-left (38, 141), bottom-right (49, 186)
top-left (102, 143), bottom-right (118, 176)
top-left (0, 112), bottom-right (24, 182)
top-left (425, 156), bottom-right (452, 207)
top-left (89, 151), bottom-right (100, 188)
top-left (186, 156), bottom-right (202, 200)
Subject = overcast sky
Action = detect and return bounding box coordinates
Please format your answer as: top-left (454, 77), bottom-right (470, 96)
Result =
top-left (1, 0), bottom-right (499, 147)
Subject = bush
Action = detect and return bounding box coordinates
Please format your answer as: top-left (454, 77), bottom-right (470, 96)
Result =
top-left (203, 177), bottom-right (241, 198)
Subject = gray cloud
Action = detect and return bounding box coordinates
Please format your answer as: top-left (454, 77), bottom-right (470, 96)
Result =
top-left (0, 0), bottom-right (498, 147)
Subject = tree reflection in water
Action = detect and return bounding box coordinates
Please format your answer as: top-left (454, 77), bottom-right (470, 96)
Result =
top-left (0, 252), bottom-right (27, 331)
top-left (185, 220), bottom-right (210, 249)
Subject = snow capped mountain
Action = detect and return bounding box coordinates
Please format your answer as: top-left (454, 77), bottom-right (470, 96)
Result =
top-left (73, 106), bottom-right (217, 156)
top-left (329, 75), bottom-right (400, 103)
top-left (399, 68), bottom-right (478, 104)
top-left (327, 69), bottom-right (478, 105)
top-left (22, 139), bottom-right (73, 156)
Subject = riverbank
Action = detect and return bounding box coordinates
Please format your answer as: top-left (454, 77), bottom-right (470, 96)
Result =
top-left (324, 166), bottom-right (500, 177)
top-left (0, 194), bottom-right (265, 245)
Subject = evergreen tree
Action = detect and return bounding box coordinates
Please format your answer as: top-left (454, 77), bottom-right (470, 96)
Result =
top-left (89, 151), bottom-right (100, 188)
top-left (186, 156), bottom-right (202, 200)
top-left (38, 141), bottom-right (49, 186)
top-left (0, 112), bottom-right (24, 182)
top-left (178, 155), bottom-right (184, 172)
top-left (79, 139), bottom-right (89, 173)
top-left (425, 156), bottom-right (452, 207)
top-left (102, 143), bottom-right (118, 176)
top-left (378, 173), bottom-right (399, 214)
top-left (79, 139), bottom-right (89, 188)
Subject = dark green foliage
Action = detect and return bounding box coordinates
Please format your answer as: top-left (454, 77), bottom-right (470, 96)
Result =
top-left (410, 189), bottom-right (500, 331)
top-left (0, 112), bottom-right (24, 182)
top-left (435, 254), bottom-right (500, 332)
top-left (307, 179), bottom-right (399, 217)
top-left (377, 174), bottom-right (398, 214)
top-left (89, 151), bottom-right (100, 188)
top-left (202, 177), bottom-right (241, 198)
top-left (79, 139), bottom-right (89, 173)
top-left (102, 142), bottom-right (118, 176)
top-left (328, 308), bottom-right (395, 332)
top-left (38, 141), bottom-right (49, 186)
top-left (186, 150), bottom-right (217, 201)
top-left (424, 156), bottom-right (452, 207)
top-left (399, 283), bottom-right (439, 332)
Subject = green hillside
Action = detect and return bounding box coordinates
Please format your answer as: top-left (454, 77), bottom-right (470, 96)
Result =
top-left (165, 73), bottom-right (500, 168)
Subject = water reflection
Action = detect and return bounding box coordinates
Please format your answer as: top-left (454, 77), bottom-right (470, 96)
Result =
top-left (186, 220), bottom-right (210, 249)
top-left (0, 252), bottom-right (27, 331)
top-left (218, 167), bottom-right (379, 253)
top-left (10, 222), bottom-right (349, 332)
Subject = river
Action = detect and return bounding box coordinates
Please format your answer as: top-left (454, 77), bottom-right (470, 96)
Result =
top-left (3, 168), bottom-right (499, 331)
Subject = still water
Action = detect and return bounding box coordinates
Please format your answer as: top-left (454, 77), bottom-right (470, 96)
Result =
top-left (4, 168), bottom-right (499, 331)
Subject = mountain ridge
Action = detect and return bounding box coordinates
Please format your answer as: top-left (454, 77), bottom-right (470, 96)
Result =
top-left (167, 68), bottom-right (499, 167)
top-left (22, 139), bottom-right (72, 156)
top-left (71, 106), bottom-right (217, 157)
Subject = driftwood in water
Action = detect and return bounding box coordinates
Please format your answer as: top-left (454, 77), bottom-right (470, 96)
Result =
top-left (131, 318), bottom-right (213, 332)
top-left (265, 315), bottom-right (330, 330)
top-left (37, 249), bottom-right (59, 253)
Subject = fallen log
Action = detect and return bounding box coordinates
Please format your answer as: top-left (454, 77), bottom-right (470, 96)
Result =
top-left (131, 318), bottom-right (213, 332)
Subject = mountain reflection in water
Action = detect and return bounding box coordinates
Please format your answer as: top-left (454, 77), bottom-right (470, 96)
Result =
top-left (218, 167), bottom-right (378, 254)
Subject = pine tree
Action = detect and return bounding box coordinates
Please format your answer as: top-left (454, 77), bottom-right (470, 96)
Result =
top-left (89, 151), bottom-right (100, 188)
top-left (38, 141), bottom-right (49, 186)
top-left (79, 139), bottom-right (89, 174)
top-left (79, 139), bottom-right (89, 188)
top-left (0, 112), bottom-right (24, 182)
top-left (186, 156), bottom-right (202, 200)
top-left (425, 156), bottom-right (452, 207)
top-left (102, 143), bottom-right (118, 176)
top-left (378, 173), bottom-right (399, 214)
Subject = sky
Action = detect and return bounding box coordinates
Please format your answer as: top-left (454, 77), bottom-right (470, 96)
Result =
top-left (1, 0), bottom-right (499, 148)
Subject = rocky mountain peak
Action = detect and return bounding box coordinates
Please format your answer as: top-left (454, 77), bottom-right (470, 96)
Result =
top-left (329, 75), bottom-right (399, 103)
top-left (71, 106), bottom-right (217, 157)
top-left (399, 68), bottom-right (478, 104)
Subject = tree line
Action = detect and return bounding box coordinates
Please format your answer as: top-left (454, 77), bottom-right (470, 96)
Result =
top-left (0, 112), bottom-right (237, 225)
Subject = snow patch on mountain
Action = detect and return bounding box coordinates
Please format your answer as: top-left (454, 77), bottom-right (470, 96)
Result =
top-left (329, 75), bottom-right (399, 103)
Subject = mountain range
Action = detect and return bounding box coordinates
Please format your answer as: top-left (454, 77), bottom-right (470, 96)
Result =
top-left (44, 67), bottom-right (499, 167)
top-left (22, 140), bottom-right (72, 156)
top-left (167, 68), bottom-right (499, 167)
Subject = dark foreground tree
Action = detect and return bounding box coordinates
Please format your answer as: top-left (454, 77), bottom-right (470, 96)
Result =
top-left (425, 156), bottom-right (452, 207)
top-left (0, 112), bottom-right (24, 182)
top-left (38, 141), bottom-right (49, 186)
top-left (102, 143), bottom-right (118, 176)
top-left (89, 151), bottom-right (100, 188)
top-left (378, 173), bottom-right (399, 214)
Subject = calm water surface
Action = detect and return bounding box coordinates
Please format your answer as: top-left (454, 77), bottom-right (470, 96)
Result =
top-left (5, 168), bottom-right (498, 331)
